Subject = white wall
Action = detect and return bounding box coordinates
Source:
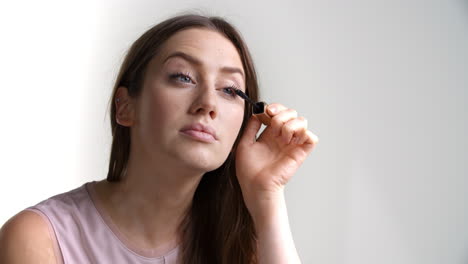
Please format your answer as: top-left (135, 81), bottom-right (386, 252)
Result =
top-left (0, 0), bottom-right (467, 263)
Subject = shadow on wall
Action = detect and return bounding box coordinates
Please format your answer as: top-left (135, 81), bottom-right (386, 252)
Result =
top-left (462, 0), bottom-right (468, 18)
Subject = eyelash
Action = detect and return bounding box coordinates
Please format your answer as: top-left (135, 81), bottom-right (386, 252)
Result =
top-left (169, 72), bottom-right (194, 84)
top-left (169, 72), bottom-right (240, 99)
top-left (222, 85), bottom-right (240, 98)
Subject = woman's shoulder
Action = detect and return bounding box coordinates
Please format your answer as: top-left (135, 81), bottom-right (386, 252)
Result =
top-left (0, 210), bottom-right (57, 263)
top-left (27, 182), bottom-right (93, 217)
top-left (0, 182), bottom-right (93, 263)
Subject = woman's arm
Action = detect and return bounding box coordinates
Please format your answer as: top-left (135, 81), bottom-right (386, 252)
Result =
top-left (236, 103), bottom-right (319, 263)
top-left (0, 210), bottom-right (57, 264)
top-left (251, 190), bottom-right (301, 264)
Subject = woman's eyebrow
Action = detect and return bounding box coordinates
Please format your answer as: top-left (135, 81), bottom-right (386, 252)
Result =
top-left (164, 51), bottom-right (201, 66)
top-left (163, 51), bottom-right (245, 80)
top-left (221, 66), bottom-right (245, 81)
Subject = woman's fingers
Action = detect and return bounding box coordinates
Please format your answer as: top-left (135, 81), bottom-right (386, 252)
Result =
top-left (263, 103), bottom-right (319, 146)
top-left (304, 130), bottom-right (319, 145)
top-left (281, 117), bottom-right (307, 144)
top-left (269, 108), bottom-right (298, 137)
top-left (241, 115), bottom-right (262, 145)
top-left (266, 103), bottom-right (288, 116)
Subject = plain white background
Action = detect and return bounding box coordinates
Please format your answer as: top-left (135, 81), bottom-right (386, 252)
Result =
top-left (0, 0), bottom-right (467, 263)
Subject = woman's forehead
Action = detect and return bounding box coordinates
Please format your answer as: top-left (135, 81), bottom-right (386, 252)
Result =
top-left (155, 28), bottom-right (244, 70)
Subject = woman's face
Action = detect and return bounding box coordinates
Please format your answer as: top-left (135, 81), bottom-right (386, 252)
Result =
top-left (129, 28), bottom-right (246, 172)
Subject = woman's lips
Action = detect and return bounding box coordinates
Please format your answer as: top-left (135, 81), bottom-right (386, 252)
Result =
top-left (180, 123), bottom-right (218, 143)
top-left (180, 129), bottom-right (217, 143)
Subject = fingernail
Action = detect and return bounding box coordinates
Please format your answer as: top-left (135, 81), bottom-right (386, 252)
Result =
top-left (269, 106), bottom-right (277, 114)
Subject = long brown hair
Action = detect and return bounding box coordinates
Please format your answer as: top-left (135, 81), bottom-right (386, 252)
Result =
top-left (106, 14), bottom-right (260, 263)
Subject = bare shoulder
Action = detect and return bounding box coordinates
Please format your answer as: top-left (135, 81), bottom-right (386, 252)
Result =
top-left (0, 210), bottom-right (57, 264)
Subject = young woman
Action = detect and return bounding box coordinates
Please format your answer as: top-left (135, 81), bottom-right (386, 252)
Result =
top-left (0, 14), bottom-right (319, 264)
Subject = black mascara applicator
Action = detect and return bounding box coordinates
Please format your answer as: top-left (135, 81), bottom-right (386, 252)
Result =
top-left (233, 89), bottom-right (272, 126)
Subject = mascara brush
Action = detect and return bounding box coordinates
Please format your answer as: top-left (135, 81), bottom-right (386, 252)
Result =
top-left (234, 89), bottom-right (272, 126)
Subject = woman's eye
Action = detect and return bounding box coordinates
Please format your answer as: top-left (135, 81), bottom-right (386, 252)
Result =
top-left (222, 87), bottom-right (238, 98)
top-left (170, 73), bottom-right (194, 84)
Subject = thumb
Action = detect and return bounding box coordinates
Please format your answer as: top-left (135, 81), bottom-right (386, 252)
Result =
top-left (239, 115), bottom-right (262, 146)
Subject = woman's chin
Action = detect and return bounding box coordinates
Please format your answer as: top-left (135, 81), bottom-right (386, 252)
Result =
top-left (183, 151), bottom-right (229, 172)
top-left (183, 155), bottom-right (223, 172)
top-left (162, 141), bottom-right (230, 172)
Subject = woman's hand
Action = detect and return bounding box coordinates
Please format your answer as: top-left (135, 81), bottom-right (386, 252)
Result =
top-left (235, 103), bottom-right (319, 213)
top-left (235, 103), bottom-right (317, 264)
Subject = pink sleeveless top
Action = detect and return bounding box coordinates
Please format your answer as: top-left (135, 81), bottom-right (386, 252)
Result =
top-left (25, 181), bottom-right (180, 264)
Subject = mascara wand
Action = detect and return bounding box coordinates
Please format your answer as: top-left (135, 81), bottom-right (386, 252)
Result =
top-left (234, 89), bottom-right (272, 126)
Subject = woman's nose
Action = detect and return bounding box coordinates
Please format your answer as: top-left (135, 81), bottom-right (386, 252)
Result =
top-left (189, 82), bottom-right (218, 120)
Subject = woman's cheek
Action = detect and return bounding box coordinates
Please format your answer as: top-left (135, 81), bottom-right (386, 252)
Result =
top-left (231, 109), bottom-right (245, 141)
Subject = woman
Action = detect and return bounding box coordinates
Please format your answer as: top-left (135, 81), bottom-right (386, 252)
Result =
top-left (0, 14), bottom-right (318, 263)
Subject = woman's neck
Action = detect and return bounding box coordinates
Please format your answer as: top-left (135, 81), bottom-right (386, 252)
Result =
top-left (94, 152), bottom-right (205, 252)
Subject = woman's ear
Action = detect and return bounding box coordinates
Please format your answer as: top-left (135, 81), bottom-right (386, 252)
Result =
top-left (115, 86), bottom-right (136, 127)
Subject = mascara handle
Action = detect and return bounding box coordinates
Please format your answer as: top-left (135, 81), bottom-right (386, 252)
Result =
top-left (253, 102), bottom-right (272, 126)
top-left (257, 112), bottom-right (271, 126)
